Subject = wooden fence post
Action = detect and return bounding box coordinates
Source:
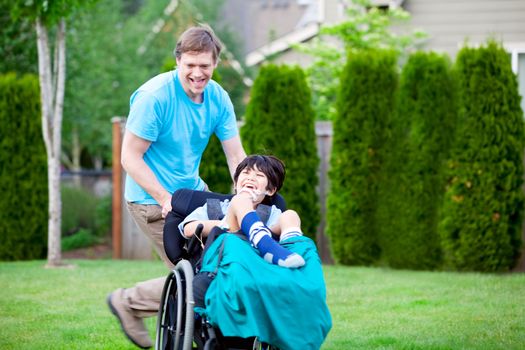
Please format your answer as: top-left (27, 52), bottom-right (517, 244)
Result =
top-left (111, 117), bottom-right (123, 259)
top-left (316, 121), bottom-right (334, 264)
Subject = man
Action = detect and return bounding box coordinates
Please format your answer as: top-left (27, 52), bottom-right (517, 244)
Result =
top-left (107, 25), bottom-right (246, 349)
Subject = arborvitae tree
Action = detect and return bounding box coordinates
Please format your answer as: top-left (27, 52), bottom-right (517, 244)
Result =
top-left (378, 52), bottom-right (457, 270)
top-left (200, 134), bottom-right (232, 194)
top-left (327, 50), bottom-right (397, 265)
top-left (242, 64), bottom-right (320, 238)
top-left (0, 73), bottom-right (48, 260)
top-left (199, 69), bottom-right (234, 194)
top-left (439, 41), bottom-right (525, 272)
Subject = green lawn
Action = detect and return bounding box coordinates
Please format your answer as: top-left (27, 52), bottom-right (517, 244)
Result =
top-left (0, 260), bottom-right (523, 349)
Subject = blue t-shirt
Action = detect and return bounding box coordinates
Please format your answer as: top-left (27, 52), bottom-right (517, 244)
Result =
top-left (125, 70), bottom-right (238, 204)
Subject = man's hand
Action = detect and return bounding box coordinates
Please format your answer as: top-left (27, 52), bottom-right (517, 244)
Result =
top-left (160, 194), bottom-right (172, 218)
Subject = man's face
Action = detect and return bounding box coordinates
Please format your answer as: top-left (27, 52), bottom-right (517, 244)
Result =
top-left (176, 51), bottom-right (216, 103)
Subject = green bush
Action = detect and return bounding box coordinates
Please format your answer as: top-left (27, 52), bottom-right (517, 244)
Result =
top-left (61, 185), bottom-right (110, 243)
top-left (378, 52), bottom-right (457, 269)
top-left (61, 186), bottom-right (98, 237)
top-left (327, 50), bottom-right (398, 265)
top-left (242, 64), bottom-right (320, 238)
top-left (94, 194), bottom-right (112, 237)
top-left (200, 134), bottom-right (233, 194)
top-left (439, 41), bottom-right (525, 271)
top-left (62, 228), bottom-right (98, 251)
top-left (0, 73), bottom-right (48, 260)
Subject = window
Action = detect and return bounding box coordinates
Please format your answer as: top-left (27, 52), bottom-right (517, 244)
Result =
top-left (508, 46), bottom-right (525, 116)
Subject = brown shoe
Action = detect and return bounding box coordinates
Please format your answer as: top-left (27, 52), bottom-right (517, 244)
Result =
top-left (107, 289), bottom-right (153, 349)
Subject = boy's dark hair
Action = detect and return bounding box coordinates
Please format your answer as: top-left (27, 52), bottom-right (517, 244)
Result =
top-left (233, 155), bottom-right (286, 194)
top-left (174, 25), bottom-right (222, 63)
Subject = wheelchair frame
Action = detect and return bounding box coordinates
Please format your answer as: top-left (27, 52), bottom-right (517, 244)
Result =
top-left (155, 189), bottom-right (285, 350)
top-left (156, 259), bottom-right (195, 350)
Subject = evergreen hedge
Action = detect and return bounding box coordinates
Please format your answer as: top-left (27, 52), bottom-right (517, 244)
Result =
top-left (242, 64), bottom-right (320, 238)
top-left (327, 50), bottom-right (398, 265)
top-left (200, 134), bottom-right (232, 194)
top-left (199, 69), bottom-right (235, 194)
top-left (378, 52), bottom-right (457, 269)
top-left (0, 73), bottom-right (48, 260)
top-left (439, 41), bottom-right (525, 272)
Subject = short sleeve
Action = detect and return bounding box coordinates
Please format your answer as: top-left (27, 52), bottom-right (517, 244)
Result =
top-left (126, 90), bottom-right (164, 142)
top-left (266, 205), bottom-right (282, 228)
top-left (214, 90), bottom-right (238, 141)
top-left (178, 204), bottom-right (209, 237)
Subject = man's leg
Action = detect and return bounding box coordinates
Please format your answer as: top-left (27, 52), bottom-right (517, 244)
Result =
top-left (107, 203), bottom-right (174, 349)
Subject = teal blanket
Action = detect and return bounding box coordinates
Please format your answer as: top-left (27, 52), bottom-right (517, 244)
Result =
top-left (199, 234), bottom-right (332, 350)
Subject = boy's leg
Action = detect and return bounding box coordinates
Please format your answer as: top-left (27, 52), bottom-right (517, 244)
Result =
top-left (278, 210), bottom-right (304, 242)
top-left (229, 196), bottom-right (304, 268)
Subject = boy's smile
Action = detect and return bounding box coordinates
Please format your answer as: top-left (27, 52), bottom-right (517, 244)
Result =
top-left (235, 166), bottom-right (275, 200)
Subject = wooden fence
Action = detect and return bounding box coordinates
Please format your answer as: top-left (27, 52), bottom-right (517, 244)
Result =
top-left (111, 118), bottom-right (525, 270)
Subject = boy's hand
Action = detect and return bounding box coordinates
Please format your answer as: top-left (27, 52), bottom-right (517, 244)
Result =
top-left (238, 188), bottom-right (265, 203)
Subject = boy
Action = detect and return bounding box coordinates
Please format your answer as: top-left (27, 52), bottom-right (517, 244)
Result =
top-left (179, 155), bottom-right (305, 268)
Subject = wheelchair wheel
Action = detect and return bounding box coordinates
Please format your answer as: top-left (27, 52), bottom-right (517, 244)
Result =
top-left (156, 260), bottom-right (196, 350)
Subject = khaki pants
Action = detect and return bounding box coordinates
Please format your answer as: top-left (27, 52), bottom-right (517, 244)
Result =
top-left (123, 202), bottom-right (175, 318)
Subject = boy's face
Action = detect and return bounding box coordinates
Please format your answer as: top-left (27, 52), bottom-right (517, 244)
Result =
top-left (235, 165), bottom-right (276, 199)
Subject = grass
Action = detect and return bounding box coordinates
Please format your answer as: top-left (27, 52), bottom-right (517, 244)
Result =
top-left (0, 260), bottom-right (524, 350)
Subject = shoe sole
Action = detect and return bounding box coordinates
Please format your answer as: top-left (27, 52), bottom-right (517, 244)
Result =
top-left (106, 293), bottom-right (152, 349)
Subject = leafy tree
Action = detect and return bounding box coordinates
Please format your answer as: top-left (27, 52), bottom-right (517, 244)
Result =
top-left (0, 0), bottom-right (37, 74)
top-left (296, 0), bottom-right (425, 120)
top-left (9, 0), bottom-right (97, 267)
top-left (439, 41), bottom-right (525, 272)
top-left (63, 0), bottom-right (134, 171)
top-left (0, 73), bottom-right (48, 260)
top-left (378, 52), bottom-right (457, 269)
top-left (242, 64), bottom-right (319, 238)
top-left (327, 50), bottom-right (397, 265)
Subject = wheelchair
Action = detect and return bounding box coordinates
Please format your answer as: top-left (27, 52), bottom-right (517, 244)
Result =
top-left (155, 189), bottom-right (286, 350)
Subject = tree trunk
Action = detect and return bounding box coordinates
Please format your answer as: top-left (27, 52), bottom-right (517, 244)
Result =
top-left (72, 127), bottom-right (82, 186)
top-left (36, 17), bottom-right (67, 267)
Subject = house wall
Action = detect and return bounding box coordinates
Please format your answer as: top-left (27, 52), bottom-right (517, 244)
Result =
top-left (403, 0), bottom-right (525, 58)
top-left (221, 0), bottom-right (308, 55)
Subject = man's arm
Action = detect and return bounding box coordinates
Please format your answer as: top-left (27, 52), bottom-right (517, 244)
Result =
top-left (221, 135), bottom-right (246, 179)
top-left (121, 130), bottom-right (172, 217)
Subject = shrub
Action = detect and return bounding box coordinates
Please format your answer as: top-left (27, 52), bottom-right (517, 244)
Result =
top-left (200, 134), bottom-right (233, 194)
top-left (439, 41), bottom-right (525, 271)
top-left (0, 73), bottom-right (48, 260)
top-left (61, 185), bottom-right (98, 237)
top-left (327, 50), bottom-right (398, 265)
top-left (378, 52), bottom-right (457, 269)
top-left (94, 194), bottom-right (112, 237)
top-left (62, 228), bottom-right (98, 251)
top-left (242, 64), bottom-right (320, 238)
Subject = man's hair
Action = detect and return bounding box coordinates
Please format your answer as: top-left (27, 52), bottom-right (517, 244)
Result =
top-left (233, 155), bottom-right (286, 194)
top-left (174, 25), bottom-right (222, 62)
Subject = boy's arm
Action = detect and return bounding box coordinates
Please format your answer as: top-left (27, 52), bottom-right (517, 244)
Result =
top-left (183, 220), bottom-right (223, 238)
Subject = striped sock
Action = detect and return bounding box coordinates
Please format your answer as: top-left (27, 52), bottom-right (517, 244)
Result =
top-left (241, 211), bottom-right (305, 268)
top-left (280, 227), bottom-right (303, 242)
